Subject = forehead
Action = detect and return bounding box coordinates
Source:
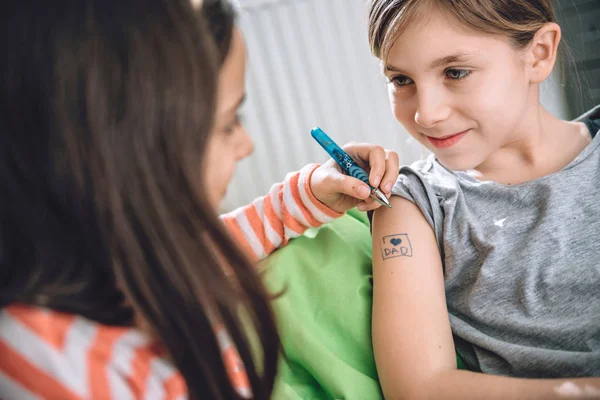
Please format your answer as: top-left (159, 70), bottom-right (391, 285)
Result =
top-left (216, 28), bottom-right (246, 112)
top-left (385, 6), bottom-right (510, 68)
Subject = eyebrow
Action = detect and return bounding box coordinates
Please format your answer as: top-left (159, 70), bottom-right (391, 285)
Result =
top-left (385, 52), bottom-right (475, 74)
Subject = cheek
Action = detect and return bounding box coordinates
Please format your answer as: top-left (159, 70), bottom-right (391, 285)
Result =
top-left (205, 160), bottom-right (235, 210)
top-left (389, 89), bottom-right (415, 126)
top-left (471, 80), bottom-right (510, 113)
top-left (204, 141), bottom-right (228, 186)
top-left (203, 135), bottom-right (242, 209)
top-left (463, 67), bottom-right (528, 124)
top-left (216, 148), bottom-right (238, 192)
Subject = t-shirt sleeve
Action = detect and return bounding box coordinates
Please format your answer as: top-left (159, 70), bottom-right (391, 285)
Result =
top-left (382, 158), bottom-right (446, 261)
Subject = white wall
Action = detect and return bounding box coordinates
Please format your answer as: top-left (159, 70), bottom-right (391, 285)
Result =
top-left (222, 0), bottom-right (570, 211)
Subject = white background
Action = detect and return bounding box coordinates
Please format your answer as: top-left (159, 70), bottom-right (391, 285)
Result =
top-left (221, 0), bottom-right (571, 211)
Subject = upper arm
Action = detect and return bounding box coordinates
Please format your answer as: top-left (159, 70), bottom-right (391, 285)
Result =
top-left (371, 196), bottom-right (455, 399)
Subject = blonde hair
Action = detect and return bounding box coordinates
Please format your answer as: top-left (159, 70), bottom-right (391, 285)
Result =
top-left (368, 0), bottom-right (557, 61)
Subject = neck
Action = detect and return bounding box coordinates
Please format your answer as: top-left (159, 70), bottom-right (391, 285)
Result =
top-left (474, 89), bottom-right (588, 185)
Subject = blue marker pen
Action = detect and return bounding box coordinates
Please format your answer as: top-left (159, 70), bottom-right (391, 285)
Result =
top-left (311, 127), bottom-right (392, 208)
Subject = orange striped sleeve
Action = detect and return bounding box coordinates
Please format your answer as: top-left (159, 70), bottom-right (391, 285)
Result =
top-left (288, 172), bottom-right (323, 227)
top-left (279, 190), bottom-right (307, 236)
top-left (0, 338), bottom-right (81, 400)
top-left (221, 215), bottom-right (259, 262)
top-left (222, 346), bottom-right (250, 396)
top-left (5, 304), bottom-right (76, 352)
top-left (125, 346), bottom-right (153, 399)
top-left (243, 204), bottom-right (277, 255)
top-left (163, 373), bottom-right (187, 400)
top-left (0, 306), bottom-right (194, 399)
top-left (87, 326), bottom-right (129, 399)
top-left (219, 164), bottom-right (343, 262)
top-left (263, 190), bottom-right (285, 242)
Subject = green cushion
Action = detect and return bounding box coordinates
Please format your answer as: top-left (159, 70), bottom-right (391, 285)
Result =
top-left (261, 209), bottom-right (466, 400)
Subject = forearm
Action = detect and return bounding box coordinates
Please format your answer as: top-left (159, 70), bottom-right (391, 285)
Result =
top-left (418, 369), bottom-right (600, 400)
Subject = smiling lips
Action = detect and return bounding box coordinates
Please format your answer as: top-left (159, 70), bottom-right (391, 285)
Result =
top-left (425, 129), bottom-right (469, 148)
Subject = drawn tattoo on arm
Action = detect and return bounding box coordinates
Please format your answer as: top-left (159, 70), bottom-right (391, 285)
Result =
top-left (381, 234), bottom-right (413, 260)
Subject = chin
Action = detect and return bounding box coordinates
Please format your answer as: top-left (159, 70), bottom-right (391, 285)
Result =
top-left (217, 192), bottom-right (227, 207)
top-left (209, 192), bottom-right (226, 211)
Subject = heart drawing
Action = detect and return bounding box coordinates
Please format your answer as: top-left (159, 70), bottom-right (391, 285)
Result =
top-left (382, 233), bottom-right (412, 260)
top-left (390, 238), bottom-right (402, 246)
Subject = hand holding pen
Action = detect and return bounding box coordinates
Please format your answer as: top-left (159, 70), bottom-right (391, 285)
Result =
top-left (310, 127), bottom-right (399, 213)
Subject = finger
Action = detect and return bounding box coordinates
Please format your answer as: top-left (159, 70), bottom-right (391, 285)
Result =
top-left (356, 194), bottom-right (377, 211)
top-left (367, 146), bottom-right (387, 188)
top-left (363, 196), bottom-right (376, 205)
top-left (342, 143), bottom-right (386, 188)
top-left (381, 150), bottom-right (400, 194)
top-left (357, 200), bottom-right (381, 212)
top-left (320, 157), bottom-right (343, 175)
top-left (333, 173), bottom-right (371, 200)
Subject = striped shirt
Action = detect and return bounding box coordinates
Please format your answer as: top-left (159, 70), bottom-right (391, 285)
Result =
top-left (0, 164), bottom-right (341, 399)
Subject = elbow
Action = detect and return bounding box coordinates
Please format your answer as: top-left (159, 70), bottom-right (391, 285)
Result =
top-left (381, 370), bottom-right (452, 400)
top-left (381, 379), bottom-right (426, 400)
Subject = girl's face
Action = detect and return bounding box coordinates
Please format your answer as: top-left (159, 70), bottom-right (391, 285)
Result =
top-left (383, 7), bottom-right (535, 171)
top-left (204, 27), bottom-right (254, 210)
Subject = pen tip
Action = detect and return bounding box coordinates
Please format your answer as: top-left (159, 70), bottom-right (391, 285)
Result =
top-left (372, 188), bottom-right (392, 208)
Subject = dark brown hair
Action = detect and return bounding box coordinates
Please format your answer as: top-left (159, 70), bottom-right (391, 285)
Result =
top-left (204, 0), bottom-right (237, 64)
top-left (0, 0), bottom-right (278, 399)
top-left (368, 0), bottom-right (558, 60)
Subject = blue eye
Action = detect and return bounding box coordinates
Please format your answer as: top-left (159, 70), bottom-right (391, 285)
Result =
top-left (390, 75), bottom-right (414, 87)
top-left (445, 69), bottom-right (471, 80)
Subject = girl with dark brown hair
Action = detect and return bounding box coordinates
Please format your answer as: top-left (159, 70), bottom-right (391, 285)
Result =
top-left (0, 0), bottom-right (399, 398)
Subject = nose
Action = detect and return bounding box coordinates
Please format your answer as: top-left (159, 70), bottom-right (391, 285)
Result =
top-left (414, 86), bottom-right (451, 128)
top-left (236, 126), bottom-right (254, 161)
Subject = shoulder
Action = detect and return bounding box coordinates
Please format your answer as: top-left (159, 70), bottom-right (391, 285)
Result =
top-left (383, 156), bottom-right (460, 256)
top-left (0, 304), bottom-right (186, 399)
top-left (577, 104), bottom-right (600, 138)
top-left (392, 155), bottom-right (460, 204)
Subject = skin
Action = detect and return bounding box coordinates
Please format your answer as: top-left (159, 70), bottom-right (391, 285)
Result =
top-left (204, 28), bottom-right (255, 210)
top-left (383, 6), bottom-right (590, 185)
top-left (372, 6), bottom-right (600, 400)
top-left (205, 26), bottom-right (400, 212)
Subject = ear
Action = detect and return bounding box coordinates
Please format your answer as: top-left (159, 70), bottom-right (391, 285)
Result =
top-left (526, 23), bottom-right (561, 84)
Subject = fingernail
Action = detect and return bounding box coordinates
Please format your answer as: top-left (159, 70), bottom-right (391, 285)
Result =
top-left (384, 182), bottom-right (393, 192)
top-left (372, 176), bottom-right (381, 187)
top-left (358, 185), bottom-right (370, 198)
top-left (357, 204), bottom-right (367, 211)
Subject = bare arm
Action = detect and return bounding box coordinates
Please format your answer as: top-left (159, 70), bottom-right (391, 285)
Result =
top-left (371, 196), bottom-right (600, 400)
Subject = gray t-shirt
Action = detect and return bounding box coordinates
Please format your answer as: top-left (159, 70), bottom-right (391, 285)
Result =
top-left (391, 105), bottom-right (600, 378)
